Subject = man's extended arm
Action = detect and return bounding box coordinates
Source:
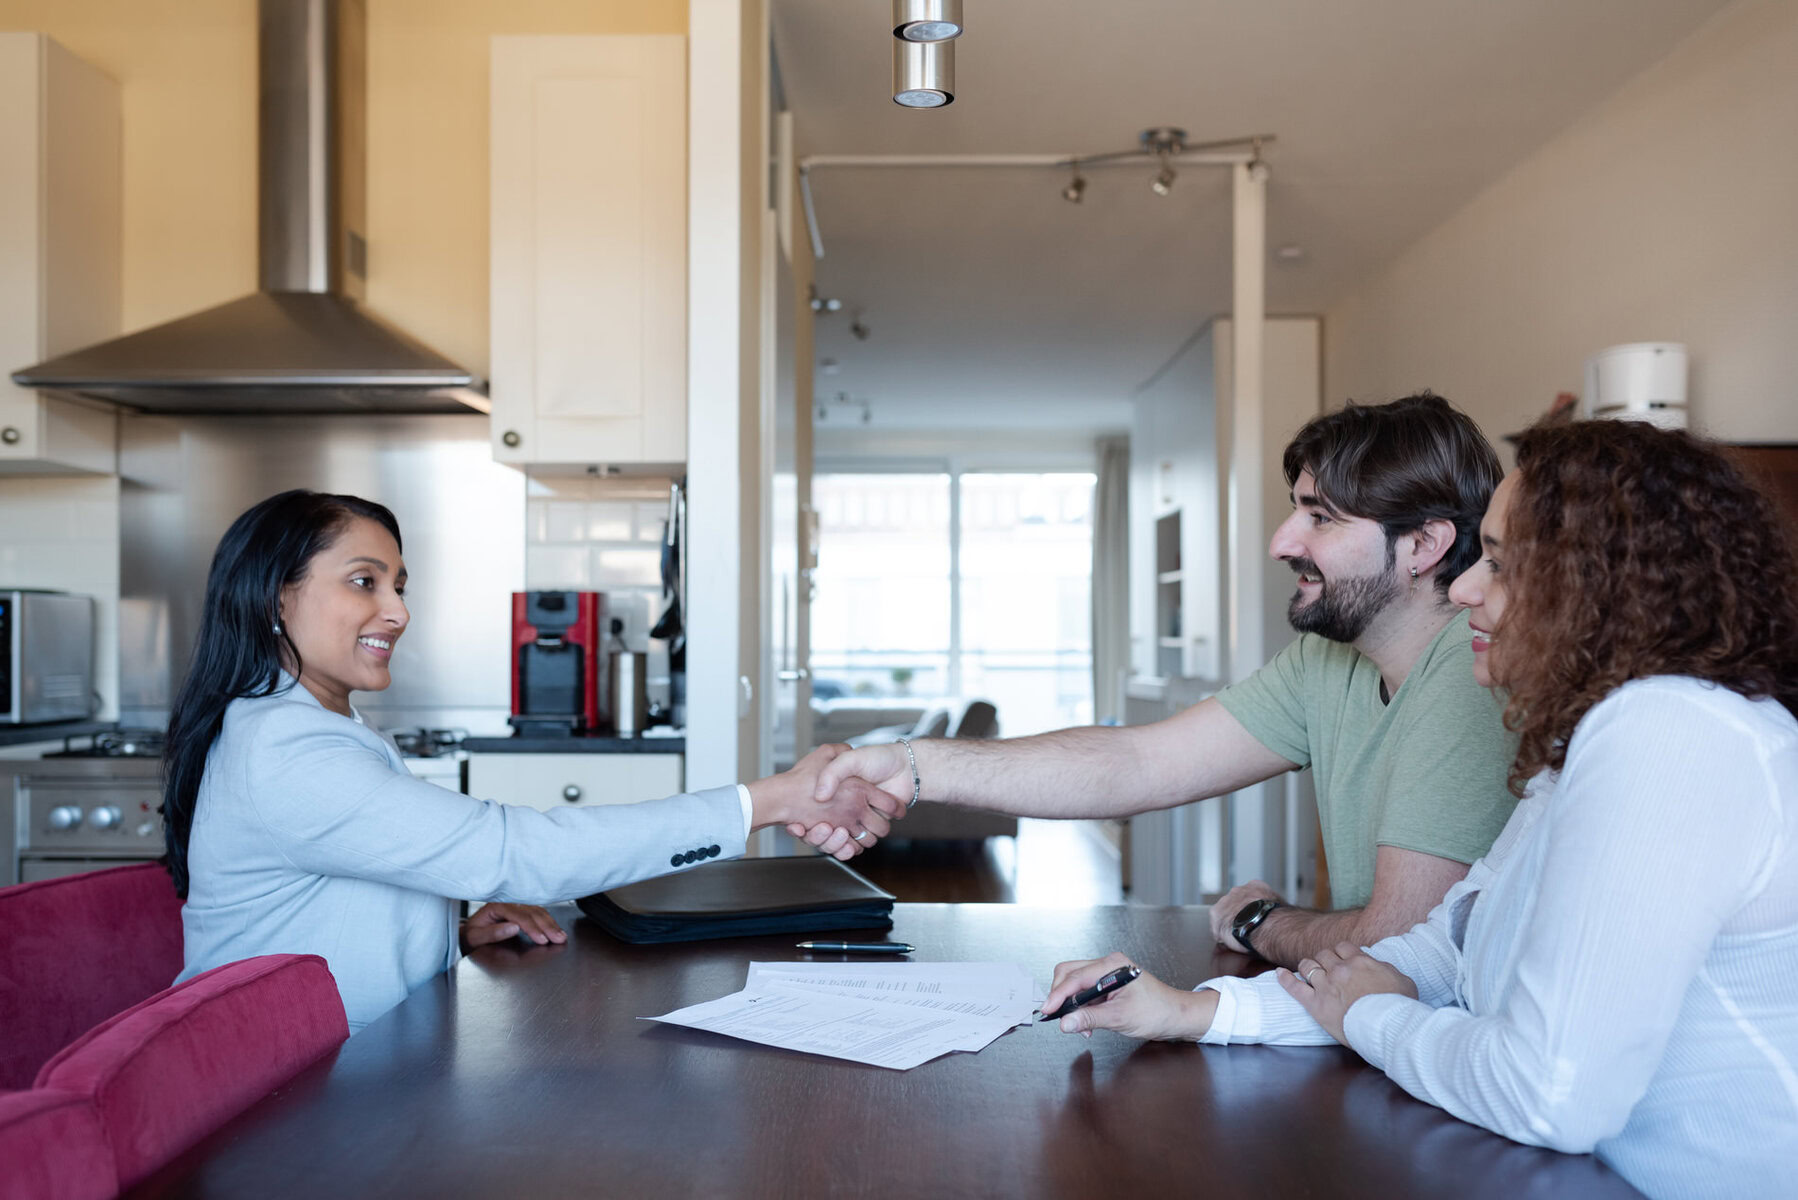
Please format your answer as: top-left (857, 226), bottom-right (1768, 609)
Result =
top-left (1210, 845), bottom-right (1470, 969)
top-left (809, 698), bottom-right (1298, 821)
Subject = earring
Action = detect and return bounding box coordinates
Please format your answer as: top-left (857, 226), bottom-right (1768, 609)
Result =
top-left (1408, 566), bottom-right (1418, 596)
top-left (273, 620), bottom-right (284, 635)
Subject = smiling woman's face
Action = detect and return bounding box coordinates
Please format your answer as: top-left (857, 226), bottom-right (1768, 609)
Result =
top-left (279, 516), bottom-right (409, 716)
top-left (1449, 473), bottom-right (1514, 689)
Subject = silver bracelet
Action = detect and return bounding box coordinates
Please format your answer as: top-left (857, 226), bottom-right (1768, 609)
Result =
top-left (896, 736), bottom-right (921, 809)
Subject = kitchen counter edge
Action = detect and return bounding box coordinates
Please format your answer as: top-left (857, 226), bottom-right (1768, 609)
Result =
top-left (461, 736), bottom-right (685, 754)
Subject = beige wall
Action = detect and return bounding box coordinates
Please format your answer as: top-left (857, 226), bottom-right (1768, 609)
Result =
top-left (1325, 0), bottom-right (1798, 449)
top-left (0, 0), bottom-right (686, 377)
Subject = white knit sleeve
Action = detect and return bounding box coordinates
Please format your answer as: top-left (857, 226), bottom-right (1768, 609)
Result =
top-left (1341, 681), bottom-right (1783, 1153)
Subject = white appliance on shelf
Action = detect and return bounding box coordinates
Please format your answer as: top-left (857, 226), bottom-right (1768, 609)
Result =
top-left (1582, 342), bottom-right (1688, 429)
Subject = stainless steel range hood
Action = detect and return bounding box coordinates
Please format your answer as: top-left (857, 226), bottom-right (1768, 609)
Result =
top-left (12, 0), bottom-right (488, 415)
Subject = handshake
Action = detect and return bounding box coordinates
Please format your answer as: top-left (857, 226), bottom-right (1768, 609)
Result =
top-left (744, 742), bottom-right (917, 860)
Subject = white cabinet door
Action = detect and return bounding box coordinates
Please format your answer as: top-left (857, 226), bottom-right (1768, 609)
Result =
top-left (489, 35), bottom-right (686, 467)
top-left (466, 753), bottom-right (684, 813)
top-left (0, 35), bottom-right (119, 475)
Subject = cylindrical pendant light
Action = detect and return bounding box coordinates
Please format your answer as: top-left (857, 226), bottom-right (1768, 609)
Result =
top-left (893, 0), bottom-right (963, 43)
top-left (893, 39), bottom-right (954, 108)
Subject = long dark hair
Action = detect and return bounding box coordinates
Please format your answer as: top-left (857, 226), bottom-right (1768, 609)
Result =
top-left (162, 490), bottom-right (402, 897)
top-left (1499, 420), bottom-right (1798, 795)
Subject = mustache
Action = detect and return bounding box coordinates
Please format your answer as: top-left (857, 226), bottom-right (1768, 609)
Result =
top-left (1288, 557), bottom-right (1321, 578)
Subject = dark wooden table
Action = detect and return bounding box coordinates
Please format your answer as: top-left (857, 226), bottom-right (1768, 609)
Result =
top-left (129, 904), bottom-right (1641, 1198)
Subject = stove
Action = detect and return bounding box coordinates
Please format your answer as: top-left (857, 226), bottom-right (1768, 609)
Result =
top-left (385, 727), bottom-right (467, 758)
top-left (43, 727), bottom-right (167, 759)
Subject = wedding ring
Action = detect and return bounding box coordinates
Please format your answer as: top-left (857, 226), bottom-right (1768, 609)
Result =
top-left (1304, 967), bottom-right (1324, 986)
top-left (852, 829), bottom-right (870, 843)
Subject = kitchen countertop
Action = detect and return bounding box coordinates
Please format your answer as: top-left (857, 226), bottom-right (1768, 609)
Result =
top-left (0, 720), bottom-right (115, 749)
top-left (461, 735), bottom-right (684, 754)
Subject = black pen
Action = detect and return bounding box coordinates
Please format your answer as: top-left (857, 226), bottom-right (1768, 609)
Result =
top-left (1039, 964), bottom-right (1140, 1021)
top-left (794, 941), bottom-right (915, 954)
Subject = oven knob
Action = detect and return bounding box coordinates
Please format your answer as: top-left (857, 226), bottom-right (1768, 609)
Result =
top-left (137, 821), bottom-right (158, 838)
top-left (47, 806), bottom-right (84, 831)
top-left (90, 806), bottom-right (123, 831)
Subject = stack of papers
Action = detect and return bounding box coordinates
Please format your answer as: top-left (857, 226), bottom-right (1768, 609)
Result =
top-left (644, 961), bottom-right (1045, 1070)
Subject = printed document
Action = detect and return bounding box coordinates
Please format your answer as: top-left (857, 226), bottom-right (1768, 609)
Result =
top-left (645, 961), bottom-right (1044, 1070)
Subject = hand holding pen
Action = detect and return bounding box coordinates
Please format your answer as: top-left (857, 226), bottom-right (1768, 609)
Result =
top-left (1041, 952), bottom-right (1221, 1041)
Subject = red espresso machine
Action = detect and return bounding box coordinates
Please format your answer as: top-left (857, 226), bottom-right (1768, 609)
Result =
top-left (510, 591), bottom-right (606, 735)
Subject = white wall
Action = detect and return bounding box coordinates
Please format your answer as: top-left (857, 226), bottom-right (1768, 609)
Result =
top-left (1326, 0), bottom-right (1798, 448)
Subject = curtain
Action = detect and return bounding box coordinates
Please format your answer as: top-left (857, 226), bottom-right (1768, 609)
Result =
top-left (1090, 436), bottom-right (1130, 724)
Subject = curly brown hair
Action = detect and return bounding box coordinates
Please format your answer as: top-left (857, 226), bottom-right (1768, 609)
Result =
top-left (1499, 420), bottom-right (1798, 795)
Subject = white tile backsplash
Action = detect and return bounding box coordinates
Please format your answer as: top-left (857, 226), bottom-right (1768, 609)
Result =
top-left (521, 474), bottom-right (676, 654)
top-left (524, 544), bottom-right (591, 589)
top-left (592, 547), bottom-right (662, 588)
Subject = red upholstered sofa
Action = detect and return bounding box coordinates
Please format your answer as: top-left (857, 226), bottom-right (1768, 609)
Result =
top-left (0, 865), bottom-right (351, 1194)
top-left (0, 1087), bottom-right (117, 1200)
top-left (36, 953), bottom-right (349, 1190)
top-left (0, 862), bottom-right (185, 1091)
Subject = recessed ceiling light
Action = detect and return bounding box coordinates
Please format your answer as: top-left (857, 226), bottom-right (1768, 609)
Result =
top-left (893, 0), bottom-right (963, 43)
top-left (1276, 243), bottom-right (1306, 262)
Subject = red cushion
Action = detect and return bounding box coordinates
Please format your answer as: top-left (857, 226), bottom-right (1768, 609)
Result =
top-left (0, 1088), bottom-right (117, 1200)
top-left (36, 953), bottom-right (349, 1188)
top-left (0, 862), bottom-right (185, 1090)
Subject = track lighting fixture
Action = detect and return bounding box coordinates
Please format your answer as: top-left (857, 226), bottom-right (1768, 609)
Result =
top-left (893, 38), bottom-right (954, 108)
top-left (1061, 165), bottom-right (1086, 204)
top-left (1151, 156), bottom-right (1177, 197)
top-left (808, 283), bottom-right (842, 313)
top-left (893, 0), bottom-right (963, 43)
top-left (1143, 127), bottom-right (1184, 197)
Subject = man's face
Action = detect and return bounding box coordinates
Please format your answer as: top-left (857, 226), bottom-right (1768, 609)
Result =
top-left (1267, 469), bottom-right (1401, 643)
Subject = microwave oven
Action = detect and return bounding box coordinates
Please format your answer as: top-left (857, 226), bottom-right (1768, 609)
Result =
top-left (1, 590), bottom-right (97, 724)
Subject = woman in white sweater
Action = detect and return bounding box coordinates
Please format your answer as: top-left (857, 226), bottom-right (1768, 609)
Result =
top-left (1044, 421), bottom-right (1798, 1199)
top-left (165, 490), bottom-right (896, 1030)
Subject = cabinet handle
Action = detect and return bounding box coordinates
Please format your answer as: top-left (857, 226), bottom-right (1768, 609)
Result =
top-left (562, 784), bottom-right (582, 803)
top-left (1, 426), bottom-right (19, 445)
top-left (501, 429), bottom-right (522, 448)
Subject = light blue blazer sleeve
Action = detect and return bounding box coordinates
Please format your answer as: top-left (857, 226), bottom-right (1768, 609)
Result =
top-left (222, 691), bottom-right (747, 905)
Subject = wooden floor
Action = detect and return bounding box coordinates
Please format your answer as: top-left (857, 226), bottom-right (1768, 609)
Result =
top-left (849, 818), bottom-right (1124, 905)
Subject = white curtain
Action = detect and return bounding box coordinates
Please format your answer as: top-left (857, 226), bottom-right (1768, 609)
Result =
top-left (1090, 436), bottom-right (1130, 724)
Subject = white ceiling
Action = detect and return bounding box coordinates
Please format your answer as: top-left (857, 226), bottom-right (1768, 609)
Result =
top-left (771, 0), bottom-right (1734, 435)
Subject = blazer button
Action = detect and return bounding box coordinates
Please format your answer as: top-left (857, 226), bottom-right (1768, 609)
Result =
top-left (683, 850), bottom-right (699, 864)
top-left (706, 845), bottom-right (721, 858)
top-left (670, 854), bottom-right (683, 867)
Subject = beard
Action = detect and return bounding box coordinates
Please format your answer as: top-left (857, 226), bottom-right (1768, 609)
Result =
top-left (1285, 556), bottom-right (1401, 643)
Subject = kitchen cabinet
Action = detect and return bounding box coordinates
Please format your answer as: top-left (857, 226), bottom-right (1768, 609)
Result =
top-left (489, 35), bottom-right (687, 467)
top-left (466, 752), bottom-right (683, 813)
top-left (0, 35), bottom-right (120, 476)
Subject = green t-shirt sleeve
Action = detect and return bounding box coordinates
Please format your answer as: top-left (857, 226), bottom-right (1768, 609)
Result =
top-left (1214, 636), bottom-right (1314, 769)
top-left (1374, 631), bottom-right (1518, 865)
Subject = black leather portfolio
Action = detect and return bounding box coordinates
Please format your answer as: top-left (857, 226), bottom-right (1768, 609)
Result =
top-left (577, 855), bottom-right (897, 944)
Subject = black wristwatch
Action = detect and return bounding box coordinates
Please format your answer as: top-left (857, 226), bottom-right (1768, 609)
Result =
top-left (1230, 898), bottom-right (1283, 957)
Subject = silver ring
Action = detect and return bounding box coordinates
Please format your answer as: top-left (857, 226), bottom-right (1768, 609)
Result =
top-left (1304, 967), bottom-right (1324, 986)
top-left (852, 829), bottom-right (870, 843)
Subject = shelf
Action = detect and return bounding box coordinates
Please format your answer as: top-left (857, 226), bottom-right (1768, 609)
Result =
top-left (1157, 570), bottom-right (1183, 584)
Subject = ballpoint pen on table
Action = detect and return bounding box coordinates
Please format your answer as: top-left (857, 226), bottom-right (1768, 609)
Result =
top-left (794, 941), bottom-right (915, 954)
top-left (1039, 964), bottom-right (1140, 1021)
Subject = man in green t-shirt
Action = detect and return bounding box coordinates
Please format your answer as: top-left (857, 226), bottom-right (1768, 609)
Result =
top-left (810, 393), bottom-right (1514, 970)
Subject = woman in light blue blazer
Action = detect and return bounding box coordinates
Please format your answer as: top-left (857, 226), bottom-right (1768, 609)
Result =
top-left (165, 489), bottom-right (894, 1031)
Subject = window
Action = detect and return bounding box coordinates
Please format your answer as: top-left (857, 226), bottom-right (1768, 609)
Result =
top-left (811, 470), bottom-right (1095, 736)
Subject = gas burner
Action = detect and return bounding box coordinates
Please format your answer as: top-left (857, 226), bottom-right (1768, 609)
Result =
top-left (386, 727), bottom-right (468, 758)
top-left (46, 728), bottom-right (168, 758)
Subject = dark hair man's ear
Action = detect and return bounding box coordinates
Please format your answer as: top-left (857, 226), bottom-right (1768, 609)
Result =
top-left (1407, 518), bottom-right (1458, 577)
